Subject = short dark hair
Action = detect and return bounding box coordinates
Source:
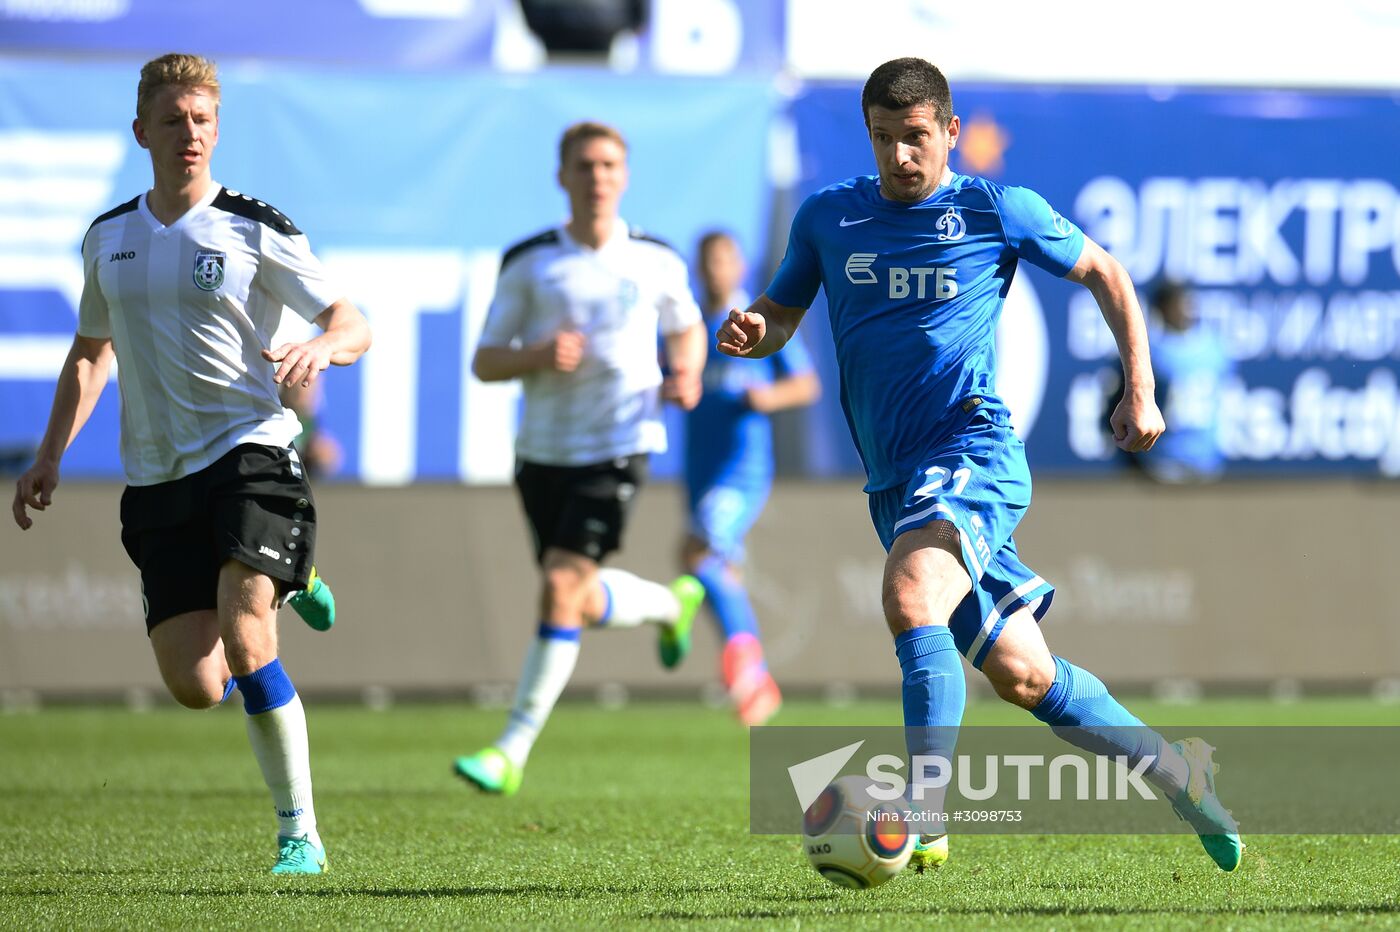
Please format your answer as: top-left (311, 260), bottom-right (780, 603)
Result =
top-left (861, 57), bottom-right (953, 128)
top-left (697, 229), bottom-right (737, 257)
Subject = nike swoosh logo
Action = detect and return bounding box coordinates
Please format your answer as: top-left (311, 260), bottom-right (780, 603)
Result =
top-left (839, 216), bottom-right (873, 227)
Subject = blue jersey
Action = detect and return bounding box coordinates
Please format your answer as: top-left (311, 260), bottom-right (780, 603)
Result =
top-left (767, 173), bottom-right (1084, 492)
top-left (685, 302), bottom-right (814, 493)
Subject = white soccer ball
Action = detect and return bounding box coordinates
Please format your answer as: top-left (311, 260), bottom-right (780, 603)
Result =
top-left (801, 774), bottom-right (914, 889)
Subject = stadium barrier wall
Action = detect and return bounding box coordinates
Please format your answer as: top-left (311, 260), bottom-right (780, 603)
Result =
top-left (2, 480), bottom-right (1397, 698)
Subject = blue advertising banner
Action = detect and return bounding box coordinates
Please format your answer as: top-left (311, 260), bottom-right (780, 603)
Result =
top-left (0, 0), bottom-right (784, 74)
top-left (0, 58), bottom-right (779, 483)
top-left (786, 83), bottom-right (1400, 477)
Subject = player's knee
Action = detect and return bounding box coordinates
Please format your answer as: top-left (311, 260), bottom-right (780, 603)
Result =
top-left (540, 566), bottom-right (586, 613)
top-left (982, 655), bottom-right (1053, 710)
top-left (165, 675), bottom-right (225, 710)
top-left (881, 583), bottom-right (942, 633)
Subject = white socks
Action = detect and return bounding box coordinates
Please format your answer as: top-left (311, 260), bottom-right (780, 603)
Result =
top-left (596, 568), bottom-right (678, 628)
top-left (496, 626), bottom-right (581, 767)
top-left (244, 694), bottom-right (320, 845)
top-left (1144, 737), bottom-right (1191, 798)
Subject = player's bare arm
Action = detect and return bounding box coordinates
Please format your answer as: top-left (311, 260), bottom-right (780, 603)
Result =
top-left (717, 294), bottom-right (806, 360)
top-left (744, 369), bottom-right (822, 414)
top-left (661, 321), bottom-right (706, 410)
top-left (12, 334), bottom-right (114, 530)
top-left (472, 330), bottom-right (586, 382)
top-left (1065, 239), bottom-right (1164, 454)
top-left (263, 298), bottom-right (372, 388)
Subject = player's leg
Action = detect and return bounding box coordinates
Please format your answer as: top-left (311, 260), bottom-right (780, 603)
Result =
top-left (683, 482), bottom-right (779, 724)
top-left (208, 443), bottom-right (327, 874)
top-left (882, 517), bottom-right (970, 857)
top-left (123, 480), bottom-right (234, 707)
top-left (149, 611), bottom-right (231, 708)
top-left (565, 456), bottom-right (702, 667)
top-left (871, 416), bottom-right (1036, 869)
top-left (456, 546), bottom-right (597, 793)
top-left (217, 559), bottom-right (325, 874)
top-left (981, 610), bottom-right (1241, 870)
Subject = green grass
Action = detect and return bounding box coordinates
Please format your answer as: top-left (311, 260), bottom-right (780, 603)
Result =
top-left (2, 699), bottom-right (1399, 929)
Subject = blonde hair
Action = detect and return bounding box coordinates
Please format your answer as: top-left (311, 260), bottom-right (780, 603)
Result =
top-left (137, 53), bottom-right (220, 119)
top-left (558, 121), bottom-right (627, 168)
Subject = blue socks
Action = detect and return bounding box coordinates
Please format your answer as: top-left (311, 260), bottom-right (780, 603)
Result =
top-left (233, 657), bottom-right (297, 715)
top-left (1031, 655), bottom-right (1163, 764)
top-left (895, 626), bottom-right (965, 807)
top-left (694, 554), bottom-right (760, 643)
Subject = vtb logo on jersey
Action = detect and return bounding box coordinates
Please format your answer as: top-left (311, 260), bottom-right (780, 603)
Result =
top-left (845, 253), bottom-right (959, 301)
top-left (935, 206), bottom-right (966, 241)
top-left (193, 250), bottom-right (226, 292)
top-left (845, 253), bottom-right (878, 285)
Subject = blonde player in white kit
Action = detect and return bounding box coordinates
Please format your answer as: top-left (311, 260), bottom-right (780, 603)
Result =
top-left (10, 54), bottom-right (371, 875)
top-left (455, 122), bottom-right (708, 796)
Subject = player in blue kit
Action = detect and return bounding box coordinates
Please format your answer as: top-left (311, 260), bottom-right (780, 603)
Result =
top-left (683, 231), bottom-right (820, 726)
top-left (717, 58), bottom-right (1241, 871)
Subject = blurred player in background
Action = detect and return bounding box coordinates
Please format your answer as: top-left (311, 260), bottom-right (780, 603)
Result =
top-left (717, 57), bottom-right (1241, 872)
top-left (274, 311), bottom-right (345, 480)
top-left (1139, 281), bottom-right (1232, 483)
top-left (457, 121), bottom-right (707, 796)
top-left (682, 230), bottom-right (820, 725)
top-left (10, 53), bottom-right (370, 874)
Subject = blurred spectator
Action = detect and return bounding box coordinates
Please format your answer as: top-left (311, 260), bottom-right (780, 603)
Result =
top-left (1137, 281), bottom-right (1233, 483)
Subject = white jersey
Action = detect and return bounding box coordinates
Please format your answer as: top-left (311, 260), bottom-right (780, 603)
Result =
top-left (78, 183), bottom-right (342, 485)
top-left (479, 221), bottom-right (702, 466)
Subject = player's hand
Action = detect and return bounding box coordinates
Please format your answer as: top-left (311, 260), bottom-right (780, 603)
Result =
top-left (717, 309), bottom-right (766, 357)
top-left (12, 459), bottom-right (59, 531)
top-left (663, 370), bottom-right (702, 411)
top-left (539, 330), bottom-right (586, 373)
top-left (1111, 388), bottom-right (1165, 453)
top-left (263, 339), bottom-right (334, 388)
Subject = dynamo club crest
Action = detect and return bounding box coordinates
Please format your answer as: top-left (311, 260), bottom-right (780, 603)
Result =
top-left (193, 249), bottom-right (226, 291)
top-left (935, 206), bottom-right (966, 242)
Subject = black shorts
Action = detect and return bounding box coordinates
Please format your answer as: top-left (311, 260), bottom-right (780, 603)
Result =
top-left (514, 455), bottom-right (647, 564)
top-left (120, 443), bottom-right (317, 632)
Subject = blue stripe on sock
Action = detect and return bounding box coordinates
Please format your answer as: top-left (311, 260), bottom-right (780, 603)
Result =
top-left (220, 678), bottom-right (237, 705)
top-left (537, 622), bottom-right (581, 642)
top-left (233, 658), bottom-right (297, 715)
top-left (597, 582), bottom-right (613, 626)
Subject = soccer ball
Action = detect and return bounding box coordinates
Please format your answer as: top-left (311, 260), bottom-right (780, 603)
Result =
top-left (801, 774), bottom-right (914, 889)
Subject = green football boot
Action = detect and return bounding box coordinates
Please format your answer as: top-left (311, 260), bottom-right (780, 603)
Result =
top-left (454, 746), bottom-right (523, 796)
top-left (1169, 737), bottom-right (1244, 872)
top-left (271, 835), bottom-right (327, 875)
top-left (908, 832), bottom-right (949, 873)
top-left (659, 575), bottom-right (704, 669)
top-left (287, 566), bottom-right (335, 632)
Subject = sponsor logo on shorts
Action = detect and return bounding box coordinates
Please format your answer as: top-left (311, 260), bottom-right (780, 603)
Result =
top-left (258, 544), bottom-right (281, 559)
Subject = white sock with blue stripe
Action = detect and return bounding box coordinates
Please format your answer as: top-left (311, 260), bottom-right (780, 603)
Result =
top-left (496, 623), bottom-right (581, 767)
top-left (236, 659), bottom-right (319, 846)
top-left (594, 569), bottom-right (678, 628)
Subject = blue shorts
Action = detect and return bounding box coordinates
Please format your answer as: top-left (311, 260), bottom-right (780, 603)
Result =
top-left (688, 478), bottom-right (770, 563)
top-left (868, 405), bottom-right (1054, 669)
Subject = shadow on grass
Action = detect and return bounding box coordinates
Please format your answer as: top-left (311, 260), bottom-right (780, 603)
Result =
top-left (643, 902), bottom-right (1400, 920)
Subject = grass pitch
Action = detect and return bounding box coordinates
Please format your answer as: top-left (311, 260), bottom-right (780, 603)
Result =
top-left (2, 698), bottom-right (1398, 929)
